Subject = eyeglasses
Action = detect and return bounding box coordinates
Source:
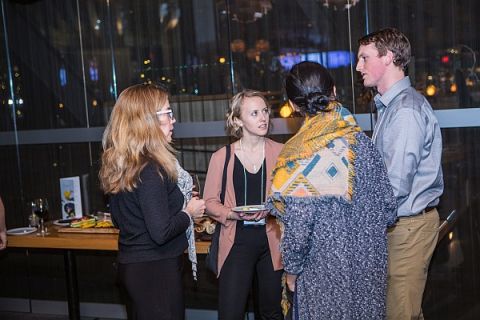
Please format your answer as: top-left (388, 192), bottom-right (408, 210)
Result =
top-left (156, 109), bottom-right (174, 120)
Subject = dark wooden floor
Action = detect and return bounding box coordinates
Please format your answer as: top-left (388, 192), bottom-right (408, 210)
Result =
top-left (0, 312), bottom-right (119, 320)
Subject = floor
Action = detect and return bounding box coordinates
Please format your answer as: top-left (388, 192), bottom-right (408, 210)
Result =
top-left (0, 312), bottom-right (119, 320)
top-left (0, 309), bottom-right (223, 320)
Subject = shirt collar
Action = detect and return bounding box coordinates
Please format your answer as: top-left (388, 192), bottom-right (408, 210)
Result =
top-left (374, 76), bottom-right (411, 111)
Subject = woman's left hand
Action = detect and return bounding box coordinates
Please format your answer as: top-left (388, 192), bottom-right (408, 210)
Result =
top-left (242, 210), bottom-right (269, 221)
top-left (185, 197), bottom-right (206, 219)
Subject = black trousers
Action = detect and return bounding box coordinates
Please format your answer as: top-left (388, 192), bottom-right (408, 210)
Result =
top-left (117, 256), bottom-right (184, 320)
top-left (218, 222), bottom-right (283, 320)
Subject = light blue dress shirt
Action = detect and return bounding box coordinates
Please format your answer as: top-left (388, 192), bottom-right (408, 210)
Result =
top-left (373, 77), bottom-right (444, 217)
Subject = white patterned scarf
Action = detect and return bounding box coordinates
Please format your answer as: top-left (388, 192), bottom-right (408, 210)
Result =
top-left (175, 160), bottom-right (197, 281)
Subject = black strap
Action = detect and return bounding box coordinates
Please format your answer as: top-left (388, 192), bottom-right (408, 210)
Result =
top-left (219, 144), bottom-right (231, 205)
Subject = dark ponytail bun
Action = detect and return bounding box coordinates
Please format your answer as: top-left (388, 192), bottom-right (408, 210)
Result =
top-left (305, 92), bottom-right (331, 114)
top-left (285, 61), bottom-right (336, 116)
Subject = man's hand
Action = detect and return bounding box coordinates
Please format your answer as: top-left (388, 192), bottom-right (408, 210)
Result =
top-left (0, 197), bottom-right (5, 250)
top-left (0, 231), bottom-right (6, 250)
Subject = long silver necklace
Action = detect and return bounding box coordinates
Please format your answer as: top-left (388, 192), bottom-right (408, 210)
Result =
top-left (239, 138), bottom-right (265, 172)
top-left (243, 160), bottom-right (264, 206)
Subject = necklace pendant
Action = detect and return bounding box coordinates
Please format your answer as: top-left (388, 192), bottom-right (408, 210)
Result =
top-left (253, 164), bottom-right (257, 171)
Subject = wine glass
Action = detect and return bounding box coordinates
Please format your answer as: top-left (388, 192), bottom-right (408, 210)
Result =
top-left (190, 174), bottom-right (202, 197)
top-left (32, 198), bottom-right (49, 236)
top-left (190, 173), bottom-right (204, 219)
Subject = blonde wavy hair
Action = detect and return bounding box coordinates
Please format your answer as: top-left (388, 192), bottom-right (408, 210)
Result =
top-left (225, 89), bottom-right (271, 138)
top-left (99, 84), bottom-right (177, 194)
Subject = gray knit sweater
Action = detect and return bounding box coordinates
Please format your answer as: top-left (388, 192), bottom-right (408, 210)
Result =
top-left (268, 133), bottom-right (397, 319)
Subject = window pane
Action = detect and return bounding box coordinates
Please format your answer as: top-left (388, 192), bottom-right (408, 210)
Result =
top-left (4, 0), bottom-right (87, 129)
top-left (364, 0), bottom-right (480, 111)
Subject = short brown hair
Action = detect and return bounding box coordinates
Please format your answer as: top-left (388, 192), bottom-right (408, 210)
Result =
top-left (358, 28), bottom-right (411, 69)
top-left (225, 90), bottom-right (271, 139)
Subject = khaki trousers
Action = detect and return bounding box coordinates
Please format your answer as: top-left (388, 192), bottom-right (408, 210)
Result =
top-left (386, 208), bottom-right (439, 320)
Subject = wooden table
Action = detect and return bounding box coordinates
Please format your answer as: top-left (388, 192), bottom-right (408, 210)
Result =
top-left (8, 224), bottom-right (211, 320)
top-left (8, 224), bottom-right (211, 253)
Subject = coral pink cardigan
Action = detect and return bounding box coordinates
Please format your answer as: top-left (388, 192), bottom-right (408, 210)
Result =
top-left (204, 138), bottom-right (283, 276)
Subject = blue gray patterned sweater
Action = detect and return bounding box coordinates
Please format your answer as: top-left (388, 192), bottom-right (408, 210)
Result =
top-left (268, 133), bottom-right (397, 319)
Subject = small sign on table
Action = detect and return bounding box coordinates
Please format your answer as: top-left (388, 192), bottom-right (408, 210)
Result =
top-left (60, 176), bottom-right (83, 219)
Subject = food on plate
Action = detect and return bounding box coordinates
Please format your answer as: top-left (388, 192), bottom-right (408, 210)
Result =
top-left (204, 220), bottom-right (216, 234)
top-left (70, 217), bottom-right (96, 228)
top-left (232, 205), bottom-right (265, 213)
top-left (194, 224), bottom-right (206, 233)
top-left (95, 220), bottom-right (114, 228)
top-left (194, 216), bottom-right (217, 234)
top-left (69, 216), bottom-right (115, 229)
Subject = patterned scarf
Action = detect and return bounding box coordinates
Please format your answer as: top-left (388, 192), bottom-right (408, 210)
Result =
top-left (270, 102), bottom-right (361, 214)
top-left (175, 161), bottom-right (198, 281)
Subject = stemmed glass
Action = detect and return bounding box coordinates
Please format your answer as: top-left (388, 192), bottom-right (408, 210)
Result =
top-left (190, 174), bottom-right (202, 197)
top-left (190, 173), bottom-right (205, 219)
top-left (32, 198), bottom-right (49, 236)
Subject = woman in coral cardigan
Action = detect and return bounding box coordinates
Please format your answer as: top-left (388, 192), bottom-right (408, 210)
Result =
top-left (204, 89), bottom-right (283, 319)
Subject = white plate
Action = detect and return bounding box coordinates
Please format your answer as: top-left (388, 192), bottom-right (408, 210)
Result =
top-left (7, 227), bottom-right (37, 236)
top-left (53, 219), bottom-right (75, 226)
top-left (232, 205), bottom-right (266, 214)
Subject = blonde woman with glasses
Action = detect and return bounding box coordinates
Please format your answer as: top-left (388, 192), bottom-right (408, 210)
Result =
top-left (100, 83), bottom-right (205, 320)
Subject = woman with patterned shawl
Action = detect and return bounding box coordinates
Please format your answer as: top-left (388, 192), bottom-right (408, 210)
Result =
top-left (267, 61), bottom-right (397, 320)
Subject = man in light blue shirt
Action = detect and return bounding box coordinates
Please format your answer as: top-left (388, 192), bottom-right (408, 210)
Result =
top-left (356, 28), bottom-right (443, 320)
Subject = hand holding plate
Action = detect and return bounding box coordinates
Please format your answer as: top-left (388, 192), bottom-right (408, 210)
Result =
top-left (228, 210), bottom-right (243, 220)
top-left (231, 205), bottom-right (267, 221)
top-left (242, 210), bottom-right (267, 221)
